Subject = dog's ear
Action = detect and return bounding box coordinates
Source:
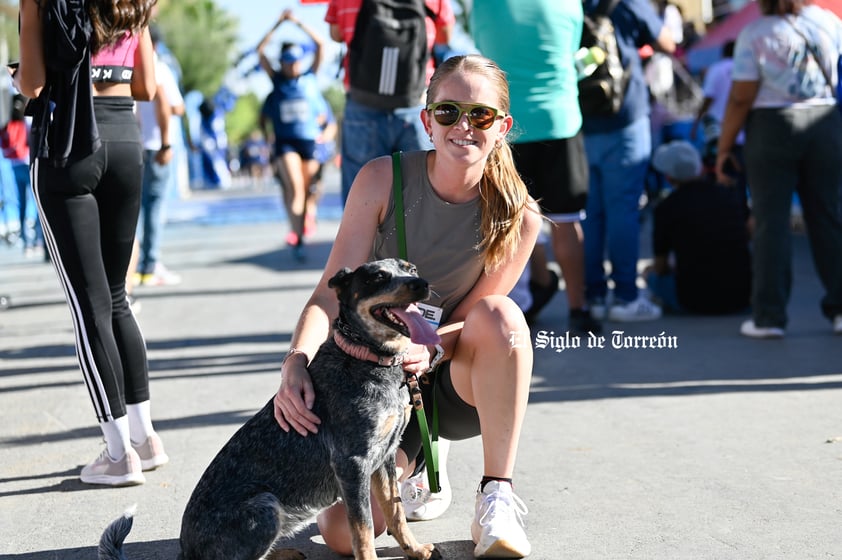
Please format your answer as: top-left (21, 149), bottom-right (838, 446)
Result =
top-left (328, 267), bottom-right (354, 290)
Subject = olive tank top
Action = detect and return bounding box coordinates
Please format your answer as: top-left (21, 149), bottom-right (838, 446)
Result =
top-left (373, 150), bottom-right (485, 323)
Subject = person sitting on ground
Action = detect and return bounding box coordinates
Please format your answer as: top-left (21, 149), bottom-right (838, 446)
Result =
top-left (646, 140), bottom-right (751, 314)
top-left (273, 54), bottom-right (539, 559)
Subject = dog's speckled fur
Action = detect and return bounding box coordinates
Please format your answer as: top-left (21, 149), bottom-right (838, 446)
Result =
top-left (98, 259), bottom-right (440, 560)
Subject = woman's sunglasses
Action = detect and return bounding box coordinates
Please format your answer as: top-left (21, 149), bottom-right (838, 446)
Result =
top-left (426, 102), bottom-right (506, 131)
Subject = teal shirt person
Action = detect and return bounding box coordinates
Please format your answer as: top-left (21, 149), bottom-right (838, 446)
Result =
top-left (471, 0), bottom-right (583, 142)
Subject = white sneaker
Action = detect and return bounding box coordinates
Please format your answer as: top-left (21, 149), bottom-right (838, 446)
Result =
top-left (401, 439), bottom-right (451, 521)
top-left (740, 319), bottom-right (785, 339)
top-left (401, 470), bottom-right (452, 521)
top-left (833, 315), bottom-right (842, 335)
top-left (608, 296), bottom-right (662, 322)
top-left (471, 481), bottom-right (531, 558)
top-left (80, 448), bottom-right (145, 486)
top-left (139, 263), bottom-right (182, 286)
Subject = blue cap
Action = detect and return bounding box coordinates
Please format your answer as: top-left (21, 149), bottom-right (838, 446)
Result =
top-left (281, 45), bottom-right (305, 64)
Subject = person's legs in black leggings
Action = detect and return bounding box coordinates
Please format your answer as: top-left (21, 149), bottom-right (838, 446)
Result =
top-left (33, 98), bottom-right (161, 479)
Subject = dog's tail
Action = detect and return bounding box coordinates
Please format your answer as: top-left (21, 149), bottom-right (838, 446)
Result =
top-left (98, 504), bottom-right (136, 560)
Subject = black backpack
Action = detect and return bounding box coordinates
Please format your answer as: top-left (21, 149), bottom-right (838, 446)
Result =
top-left (348, 0), bottom-right (436, 110)
top-left (579, 0), bottom-right (630, 116)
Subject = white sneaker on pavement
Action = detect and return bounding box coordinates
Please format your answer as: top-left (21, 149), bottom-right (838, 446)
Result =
top-left (400, 469), bottom-right (452, 521)
top-left (608, 295), bottom-right (662, 322)
top-left (740, 319), bottom-right (785, 339)
top-left (471, 480), bottom-right (531, 558)
top-left (401, 439), bottom-right (451, 521)
top-left (140, 263), bottom-right (182, 286)
top-left (833, 315), bottom-right (842, 335)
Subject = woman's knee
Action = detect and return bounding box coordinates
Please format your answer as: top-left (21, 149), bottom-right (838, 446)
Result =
top-left (451, 295), bottom-right (532, 405)
top-left (462, 295), bottom-right (529, 349)
top-left (316, 498), bottom-right (387, 556)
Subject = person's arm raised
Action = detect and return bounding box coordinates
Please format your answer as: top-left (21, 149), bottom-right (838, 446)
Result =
top-left (288, 12), bottom-right (325, 75)
top-left (256, 11), bottom-right (286, 78)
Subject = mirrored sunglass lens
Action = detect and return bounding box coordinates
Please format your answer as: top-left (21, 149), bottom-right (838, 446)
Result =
top-left (469, 107), bottom-right (496, 129)
top-left (433, 104), bottom-right (460, 125)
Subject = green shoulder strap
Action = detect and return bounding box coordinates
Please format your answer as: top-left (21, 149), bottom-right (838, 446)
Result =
top-left (392, 152), bottom-right (408, 261)
top-left (391, 152), bottom-right (441, 493)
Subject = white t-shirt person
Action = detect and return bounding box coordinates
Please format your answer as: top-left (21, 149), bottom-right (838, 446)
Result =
top-left (732, 4), bottom-right (842, 108)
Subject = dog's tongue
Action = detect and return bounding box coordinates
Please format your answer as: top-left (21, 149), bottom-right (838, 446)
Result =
top-left (391, 304), bottom-right (441, 345)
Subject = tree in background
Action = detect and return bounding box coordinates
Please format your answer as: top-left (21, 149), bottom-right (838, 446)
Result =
top-left (1, 1), bottom-right (17, 61)
top-left (156, 0), bottom-right (239, 99)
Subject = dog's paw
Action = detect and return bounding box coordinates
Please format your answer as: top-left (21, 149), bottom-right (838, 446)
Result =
top-left (405, 542), bottom-right (440, 559)
top-left (265, 548), bottom-right (306, 560)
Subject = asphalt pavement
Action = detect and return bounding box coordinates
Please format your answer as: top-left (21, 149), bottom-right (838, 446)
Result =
top-left (2, 170), bottom-right (841, 559)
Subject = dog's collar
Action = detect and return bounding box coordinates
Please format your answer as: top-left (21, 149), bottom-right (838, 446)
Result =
top-left (333, 331), bottom-right (406, 367)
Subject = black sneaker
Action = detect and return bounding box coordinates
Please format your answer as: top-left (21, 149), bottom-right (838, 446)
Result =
top-left (524, 270), bottom-right (559, 324)
top-left (569, 308), bottom-right (602, 335)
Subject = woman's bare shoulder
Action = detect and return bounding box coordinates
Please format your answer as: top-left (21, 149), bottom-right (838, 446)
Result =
top-left (352, 155), bottom-right (395, 198)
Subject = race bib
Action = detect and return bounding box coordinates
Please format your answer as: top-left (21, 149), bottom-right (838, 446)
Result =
top-left (279, 99), bottom-right (309, 123)
top-left (416, 302), bottom-right (443, 330)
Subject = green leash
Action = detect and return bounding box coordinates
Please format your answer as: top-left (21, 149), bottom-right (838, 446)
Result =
top-left (391, 152), bottom-right (441, 493)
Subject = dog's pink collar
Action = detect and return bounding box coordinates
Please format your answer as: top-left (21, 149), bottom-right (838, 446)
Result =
top-left (333, 331), bottom-right (405, 367)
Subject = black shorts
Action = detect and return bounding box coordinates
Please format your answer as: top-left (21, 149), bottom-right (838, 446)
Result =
top-left (399, 361), bottom-right (480, 464)
top-left (512, 132), bottom-right (589, 218)
top-left (274, 138), bottom-right (317, 161)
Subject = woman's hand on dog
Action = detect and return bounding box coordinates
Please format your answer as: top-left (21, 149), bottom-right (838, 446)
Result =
top-left (273, 344), bottom-right (432, 435)
top-left (402, 343), bottom-right (433, 374)
top-left (274, 355), bottom-right (321, 436)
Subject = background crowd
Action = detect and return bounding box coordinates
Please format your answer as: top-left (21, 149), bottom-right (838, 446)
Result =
top-left (4, 0), bottom-right (838, 332)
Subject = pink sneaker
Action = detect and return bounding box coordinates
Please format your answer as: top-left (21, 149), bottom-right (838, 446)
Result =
top-left (304, 213), bottom-right (316, 237)
top-left (132, 433), bottom-right (169, 471)
top-left (80, 448), bottom-right (145, 486)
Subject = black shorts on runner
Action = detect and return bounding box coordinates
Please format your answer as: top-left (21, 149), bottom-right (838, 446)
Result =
top-left (512, 131), bottom-right (589, 218)
top-left (275, 138), bottom-right (317, 161)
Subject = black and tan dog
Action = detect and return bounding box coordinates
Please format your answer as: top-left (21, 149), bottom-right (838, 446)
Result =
top-left (98, 258), bottom-right (443, 560)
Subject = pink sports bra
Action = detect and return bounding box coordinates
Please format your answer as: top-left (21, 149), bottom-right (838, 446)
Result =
top-left (91, 32), bottom-right (138, 84)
